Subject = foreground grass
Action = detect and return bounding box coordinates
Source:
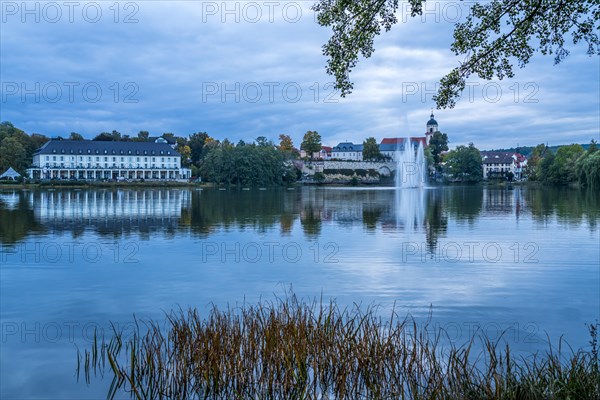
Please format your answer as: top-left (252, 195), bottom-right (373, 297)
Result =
top-left (77, 295), bottom-right (599, 399)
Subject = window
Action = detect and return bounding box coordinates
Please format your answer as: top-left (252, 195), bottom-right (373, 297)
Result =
top-left (53, 156), bottom-right (56, 161)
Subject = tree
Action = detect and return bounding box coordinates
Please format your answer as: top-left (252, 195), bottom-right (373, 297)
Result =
top-left (69, 132), bottom-right (84, 140)
top-left (0, 136), bottom-right (27, 174)
top-left (540, 144), bottom-right (584, 184)
top-left (199, 138), bottom-right (287, 186)
top-left (135, 131), bottom-right (150, 142)
top-left (575, 142), bottom-right (600, 188)
top-left (362, 137), bottom-right (382, 161)
top-left (524, 143), bottom-right (548, 180)
top-left (175, 137), bottom-right (192, 167)
top-left (255, 136), bottom-right (270, 147)
top-left (278, 134), bottom-right (295, 152)
top-left (443, 143), bottom-right (483, 182)
top-left (188, 132), bottom-right (210, 166)
top-left (428, 131), bottom-right (449, 167)
top-left (312, 0), bottom-right (599, 108)
top-left (93, 132), bottom-right (116, 141)
top-left (300, 131), bottom-right (322, 158)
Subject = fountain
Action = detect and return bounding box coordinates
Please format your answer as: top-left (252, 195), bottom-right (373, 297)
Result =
top-left (395, 138), bottom-right (426, 188)
top-left (394, 138), bottom-right (426, 231)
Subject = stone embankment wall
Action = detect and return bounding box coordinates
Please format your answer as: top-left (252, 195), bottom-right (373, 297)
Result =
top-left (300, 160), bottom-right (397, 183)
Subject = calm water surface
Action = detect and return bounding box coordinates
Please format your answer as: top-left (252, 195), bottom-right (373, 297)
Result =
top-left (1, 186), bottom-right (599, 399)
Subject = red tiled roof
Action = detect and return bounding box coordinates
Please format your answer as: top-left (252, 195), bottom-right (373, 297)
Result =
top-left (381, 138), bottom-right (405, 145)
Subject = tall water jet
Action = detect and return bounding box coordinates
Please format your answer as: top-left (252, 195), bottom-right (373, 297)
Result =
top-left (393, 138), bottom-right (427, 232)
top-left (395, 138), bottom-right (426, 189)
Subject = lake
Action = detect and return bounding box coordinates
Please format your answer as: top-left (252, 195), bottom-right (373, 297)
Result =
top-left (1, 185), bottom-right (599, 399)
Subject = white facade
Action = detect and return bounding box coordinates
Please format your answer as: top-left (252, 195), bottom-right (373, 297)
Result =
top-left (331, 142), bottom-right (363, 161)
top-left (482, 152), bottom-right (527, 180)
top-left (27, 140), bottom-right (192, 181)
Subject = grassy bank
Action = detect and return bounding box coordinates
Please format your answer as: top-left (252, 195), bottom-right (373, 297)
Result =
top-left (78, 295), bottom-right (599, 399)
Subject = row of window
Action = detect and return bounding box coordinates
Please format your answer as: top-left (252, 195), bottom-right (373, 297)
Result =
top-left (43, 163), bottom-right (178, 169)
top-left (49, 148), bottom-right (173, 156)
top-left (44, 155), bottom-right (177, 163)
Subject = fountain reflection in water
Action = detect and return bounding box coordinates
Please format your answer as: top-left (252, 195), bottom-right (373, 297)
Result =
top-left (394, 138), bottom-right (426, 231)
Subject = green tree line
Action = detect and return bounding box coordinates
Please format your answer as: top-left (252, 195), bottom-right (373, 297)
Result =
top-left (0, 122), bottom-right (49, 175)
top-left (199, 138), bottom-right (298, 187)
top-left (526, 141), bottom-right (599, 188)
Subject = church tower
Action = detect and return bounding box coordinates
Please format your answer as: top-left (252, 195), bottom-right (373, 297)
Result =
top-left (425, 111), bottom-right (438, 145)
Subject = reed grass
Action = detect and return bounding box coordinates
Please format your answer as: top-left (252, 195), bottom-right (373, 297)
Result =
top-left (77, 294), bottom-right (599, 399)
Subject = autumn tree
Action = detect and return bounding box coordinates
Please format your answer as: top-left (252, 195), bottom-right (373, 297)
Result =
top-left (188, 132), bottom-right (211, 166)
top-left (312, 0), bottom-right (599, 108)
top-left (278, 134), bottom-right (294, 152)
top-left (175, 137), bottom-right (192, 167)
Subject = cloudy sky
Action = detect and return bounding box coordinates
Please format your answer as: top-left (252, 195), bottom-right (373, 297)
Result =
top-left (1, 1), bottom-right (599, 149)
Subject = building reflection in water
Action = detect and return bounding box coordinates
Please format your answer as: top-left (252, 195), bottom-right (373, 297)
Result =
top-left (1, 186), bottom-right (596, 249)
top-left (31, 189), bottom-right (191, 237)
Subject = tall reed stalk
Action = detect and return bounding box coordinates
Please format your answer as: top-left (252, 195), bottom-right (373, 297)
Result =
top-left (77, 294), bottom-right (600, 399)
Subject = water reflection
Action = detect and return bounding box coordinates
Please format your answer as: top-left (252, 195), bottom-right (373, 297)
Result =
top-left (0, 186), bottom-right (598, 251)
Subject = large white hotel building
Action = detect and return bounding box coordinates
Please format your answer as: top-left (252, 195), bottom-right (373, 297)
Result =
top-left (27, 140), bottom-right (192, 181)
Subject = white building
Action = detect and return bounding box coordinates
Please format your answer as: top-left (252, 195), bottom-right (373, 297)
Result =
top-left (331, 142), bottom-right (364, 160)
top-left (27, 140), bottom-right (192, 181)
top-left (481, 151), bottom-right (527, 180)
